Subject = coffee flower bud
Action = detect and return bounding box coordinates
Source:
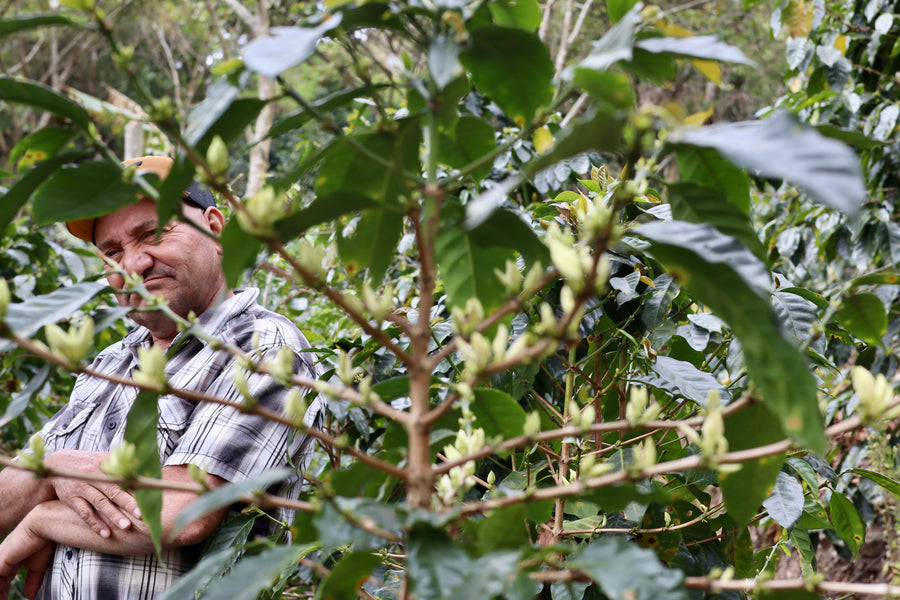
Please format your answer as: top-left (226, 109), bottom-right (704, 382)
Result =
top-left (336, 350), bottom-right (361, 386)
top-left (133, 346), bottom-right (167, 391)
top-left (44, 318), bottom-right (94, 365)
top-left (296, 240), bottom-right (327, 283)
top-left (237, 186), bottom-right (284, 238)
top-left (580, 454), bottom-right (614, 479)
top-left (630, 440), bottom-right (657, 473)
top-left (522, 261), bottom-right (545, 297)
top-left (17, 435), bottom-right (47, 474)
top-left (0, 278), bottom-right (10, 321)
top-left (232, 368), bottom-right (252, 401)
top-left (851, 366), bottom-right (899, 423)
top-left (698, 391), bottom-right (728, 465)
top-left (625, 385), bottom-right (661, 426)
top-left (524, 412), bottom-right (542, 438)
top-left (102, 442), bottom-right (139, 479)
top-left (494, 259), bottom-right (522, 296)
top-left (206, 135), bottom-right (229, 177)
top-left (283, 388), bottom-right (309, 427)
top-left (266, 347), bottom-right (295, 387)
top-left (362, 283), bottom-right (394, 322)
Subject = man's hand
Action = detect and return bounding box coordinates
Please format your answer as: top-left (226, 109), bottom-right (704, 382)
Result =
top-left (0, 519), bottom-right (53, 600)
top-left (44, 450), bottom-right (140, 538)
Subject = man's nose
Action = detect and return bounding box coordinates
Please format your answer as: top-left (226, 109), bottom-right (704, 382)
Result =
top-left (120, 247), bottom-right (153, 276)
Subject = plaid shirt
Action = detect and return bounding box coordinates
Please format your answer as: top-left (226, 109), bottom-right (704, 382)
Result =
top-left (33, 288), bottom-right (322, 600)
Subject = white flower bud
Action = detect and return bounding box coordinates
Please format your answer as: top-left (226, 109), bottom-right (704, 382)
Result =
top-left (236, 186), bottom-right (284, 238)
top-left (851, 366), bottom-right (894, 423)
top-left (491, 324), bottom-right (510, 363)
top-left (297, 240), bottom-right (327, 283)
top-left (267, 346), bottom-right (295, 387)
top-left (102, 442), bottom-right (139, 479)
top-left (523, 411), bottom-right (541, 438)
top-left (206, 135), bottom-right (229, 176)
top-left (284, 388), bottom-right (309, 427)
top-left (0, 278), bottom-right (9, 321)
top-left (336, 350), bottom-right (359, 386)
top-left (362, 283), bottom-right (394, 322)
top-left (17, 434), bottom-right (47, 473)
top-left (494, 259), bottom-right (522, 296)
top-left (522, 261), bottom-right (545, 296)
top-left (44, 318), bottom-right (94, 365)
top-left (133, 345), bottom-right (167, 390)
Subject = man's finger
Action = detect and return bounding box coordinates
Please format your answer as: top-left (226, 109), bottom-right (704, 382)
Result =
top-left (103, 485), bottom-right (140, 520)
top-left (90, 491), bottom-right (133, 531)
top-left (69, 497), bottom-right (110, 538)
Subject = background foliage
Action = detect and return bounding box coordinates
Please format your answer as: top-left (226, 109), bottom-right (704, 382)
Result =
top-left (2, 0), bottom-right (900, 599)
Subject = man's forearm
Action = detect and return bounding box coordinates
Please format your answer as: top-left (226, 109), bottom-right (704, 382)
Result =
top-left (0, 467), bottom-right (54, 536)
top-left (25, 500), bottom-right (155, 556)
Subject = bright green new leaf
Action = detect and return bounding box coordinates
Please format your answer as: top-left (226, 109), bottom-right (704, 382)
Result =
top-left (679, 111), bottom-right (866, 217)
top-left (316, 552), bottom-right (382, 600)
top-left (762, 471), bottom-right (803, 529)
top-left (125, 391), bottom-right (163, 554)
top-left (0, 76), bottom-right (91, 131)
top-left (200, 543), bottom-right (318, 600)
top-left (607, 0), bottom-right (640, 22)
top-left (829, 491), bottom-right (865, 560)
top-left (568, 536), bottom-right (686, 600)
top-left (834, 291), bottom-right (887, 346)
top-left (243, 15), bottom-right (344, 78)
top-left (488, 0), bottom-right (541, 30)
top-left (337, 207), bottom-right (404, 282)
top-left (636, 221), bottom-right (826, 452)
top-left (570, 69), bottom-right (635, 110)
top-left (458, 26), bottom-right (553, 126)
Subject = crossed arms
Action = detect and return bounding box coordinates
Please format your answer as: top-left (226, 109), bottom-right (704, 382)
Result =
top-left (0, 449), bottom-right (226, 599)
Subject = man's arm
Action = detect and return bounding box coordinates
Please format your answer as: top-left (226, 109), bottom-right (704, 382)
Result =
top-left (0, 464), bottom-right (227, 584)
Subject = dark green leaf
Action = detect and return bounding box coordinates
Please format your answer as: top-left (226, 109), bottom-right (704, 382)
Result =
top-left (790, 528), bottom-right (816, 577)
top-left (277, 192), bottom-right (376, 241)
top-left (8, 126), bottom-right (78, 168)
top-left (459, 26), bottom-right (553, 125)
top-left (471, 388), bottom-right (527, 441)
top-left (0, 364), bottom-right (49, 427)
top-left (1, 282), bottom-right (106, 352)
top-left (679, 111), bottom-right (866, 216)
top-left (641, 274), bottom-right (678, 328)
top-left (448, 551), bottom-right (522, 600)
top-left (173, 468), bottom-right (294, 535)
top-left (0, 151), bottom-right (84, 233)
top-left (193, 98), bottom-right (267, 153)
top-left (667, 182), bottom-right (766, 261)
top-left (772, 289), bottom-right (821, 350)
top-left (570, 69), bottom-right (635, 109)
top-left (32, 160), bottom-right (142, 225)
top-left (183, 79), bottom-right (240, 147)
top-left (200, 543), bottom-right (318, 600)
top-left (0, 14), bottom-right (77, 37)
top-left (796, 496), bottom-right (831, 530)
top-left (125, 391), bottom-right (162, 554)
top-left (337, 207), bottom-right (404, 282)
top-left (429, 35), bottom-right (462, 89)
top-left (636, 35), bottom-right (755, 66)
top-left (570, 5), bottom-right (641, 71)
top-left (0, 76), bottom-right (90, 130)
top-left (269, 85), bottom-right (388, 138)
top-left (850, 270), bottom-right (900, 287)
top-left (488, 0), bottom-right (542, 29)
top-left (785, 456), bottom-right (818, 491)
top-left (676, 147), bottom-right (751, 214)
top-left (761, 471), bottom-right (803, 529)
top-left (243, 16), bottom-right (344, 78)
top-left (778, 286), bottom-right (829, 310)
top-left (220, 220), bottom-right (264, 288)
top-left (436, 220), bottom-right (514, 313)
top-left (829, 491), bottom-right (865, 560)
top-left (473, 504), bottom-right (531, 554)
top-left (407, 524), bottom-right (471, 600)
top-left (639, 355), bottom-right (729, 405)
top-left (468, 208), bottom-right (551, 267)
top-left (568, 536), bottom-right (686, 600)
top-left (850, 468), bottom-right (900, 499)
top-left (815, 124), bottom-right (883, 149)
top-left (156, 547), bottom-right (237, 600)
top-left (438, 116), bottom-right (496, 180)
top-left (834, 292), bottom-right (887, 346)
top-left (636, 221), bottom-right (826, 452)
top-left (607, 0), bottom-right (640, 23)
top-left (316, 552), bottom-right (382, 600)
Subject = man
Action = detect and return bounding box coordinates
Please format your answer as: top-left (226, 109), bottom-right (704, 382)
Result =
top-left (0, 156), bottom-right (322, 599)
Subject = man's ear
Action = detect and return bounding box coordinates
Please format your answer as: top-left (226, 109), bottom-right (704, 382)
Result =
top-left (205, 207), bottom-right (226, 236)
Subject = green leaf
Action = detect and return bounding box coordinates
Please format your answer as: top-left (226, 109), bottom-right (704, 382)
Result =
top-left (829, 491), bottom-right (865, 560)
top-left (850, 468), bottom-right (900, 499)
top-left (570, 4), bottom-right (641, 71)
top-left (761, 471), bottom-right (803, 529)
top-left (243, 16), bottom-right (345, 78)
top-left (173, 468), bottom-right (294, 535)
top-left (679, 111), bottom-right (866, 216)
top-left (667, 182), bottom-right (766, 261)
top-left (277, 192), bottom-right (376, 241)
top-left (641, 274), bottom-right (678, 328)
top-left (721, 404), bottom-right (785, 526)
top-left (429, 35), bottom-right (462, 89)
top-left (834, 292), bottom-right (887, 346)
top-left (315, 552), bottom-right (382, 600)
top-left (568, 536), bottom-right (686, 600)
top-left (772, 289), bottom-right (822, 351)
top-left (436, 219), bottom-right (514, 313)
top-left (488, 0), bottom-right (542, 29)
top-left (199, 543), bottom-right (318, 600)
top-left (815, 124), bottom-right (882, 149)
top-left (156, 547), bottom-right (237, 600)
top-left (8, 126), bottom-right (78, 168)
top-left (0, 364), bottom-right (49, 428)
top-left (407, 524), bottom-right (472, 600)
top-left (471, 388), bottom-right (527, 441)
top-left (636, 221), bottom-right (826, 452)
top-left (779, 286), bottom-right (829, 310)
top-left (220, 220), bottom-right (264, 288)
top-left (0, 151), bottom-right (84, 233)
top-left (790, 528), bottom-right (816, 577)
top-left (0, 76), bottom-right (91, 131)
top-left (0, 13), bottom-right (77, 37)
top-left (636, 35), bottom-right (756, 66)
top-left (32, 160), bottom-right (142, 226)
top-left (193, 98), bottom-right (267, 153)
top-left (337, 207), bottom-right (404, 282)
top-left (796, 496), bottom-right (831, 530)
top-left (468, 208), bottom-right (550, 267)
top-left (448, 551), bottom-right (523, 600)
top-left (269, 85), bottom-right (388, 138)
top-left (607, 0), bottom-right (640, 22)
top-left (676, 147), bottom-right (751, 214)
top-left (459, 26), bottom-right (553, 126)
top-left (473, 504), bottom-right (531, 554)
top-left (639, 355), bottom-right (729, 405)
top-left (438, 116), bottom-right (496, 180)
top-left (125, 391), bottom-right (162, 554)
top-left (1, 282), bottom-right (106, 352)
top-left (570, 69), bottom-right (635, 109)
top-left (850, 270), bottom-right (900, 287)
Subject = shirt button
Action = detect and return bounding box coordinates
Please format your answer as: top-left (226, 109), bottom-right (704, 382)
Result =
top-left (106, 421), bottom-right (117, 430)
top-left (65, 550), bottom-right (74, 560)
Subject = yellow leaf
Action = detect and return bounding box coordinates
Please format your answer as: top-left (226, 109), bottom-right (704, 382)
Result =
top-left (683, 106), bottom-right (715, 128)
top-left (784, 0), bottom-right (814, 38)
top-left (533, 126), bottom-right (554, 154)
top-left (654, 20), bottom-right (694, 38)
top-left (690, 58), bottom-right (722, 85)
top-left (835, 35), bottom-right (848, 55)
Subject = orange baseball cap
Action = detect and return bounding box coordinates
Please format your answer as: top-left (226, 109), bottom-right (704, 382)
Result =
top-left (65, 156), bottom-right (216, 243)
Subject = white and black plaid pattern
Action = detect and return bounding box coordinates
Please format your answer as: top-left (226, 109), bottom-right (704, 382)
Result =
top-left (33, 288), bottom-right (323, 599)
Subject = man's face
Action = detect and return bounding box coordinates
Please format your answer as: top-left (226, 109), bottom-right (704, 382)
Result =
top-left (94, 198), bottom-right (227, 336)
